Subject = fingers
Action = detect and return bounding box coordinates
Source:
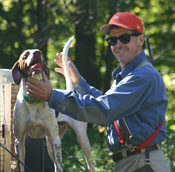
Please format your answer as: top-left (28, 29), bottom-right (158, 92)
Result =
top-left (26, 86), bottom-right (37, 98)
top-left (26, 79), bottom-right (41, 94)
top-left (26, 81), bottom-right (38, 97)
top-left (55, 68), bottom-right (64, 75)
top-left (26, 76), bottom-right (53, 101)
top-left (56, 53), bottom-right (62, 61)
top-left (54, 59), bottom-right (63, 68)
top-left (54, 52), bottom-right (81, 84)
top-left (56, 52), bottom-right (71, 64)
top-left (26, 78), bottom-right (39, 87)
top-left (54, 59), bottom-right (64, 75)
top-left (54, 53), bottom-right (64, 75)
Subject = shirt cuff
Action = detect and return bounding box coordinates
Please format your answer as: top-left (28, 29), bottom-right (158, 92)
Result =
top-left (73, 77), bottom-right (90, 95)
top-left (48, 89), bottom-right (69, 108)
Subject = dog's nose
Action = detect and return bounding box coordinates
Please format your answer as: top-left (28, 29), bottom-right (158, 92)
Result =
top-left (34, 50), bottom-right (41, 56)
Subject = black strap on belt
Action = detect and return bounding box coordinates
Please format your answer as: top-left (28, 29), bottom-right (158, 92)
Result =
top-left (133, 147), bottom-right (155, 172)
top-left (112, 144), bottom-right (158, 162)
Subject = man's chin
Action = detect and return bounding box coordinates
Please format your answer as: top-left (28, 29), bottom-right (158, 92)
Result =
top-left (117, 55), bottom-right (128, 62)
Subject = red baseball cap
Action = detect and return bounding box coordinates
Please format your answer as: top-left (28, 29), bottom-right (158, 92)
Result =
top-left (100, 12), bottom-right (144, 35)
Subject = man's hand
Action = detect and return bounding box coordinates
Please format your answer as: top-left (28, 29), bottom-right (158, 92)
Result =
top-left (26, 72), bottom-right (53, 101)
top-left (54, 53), bottom-right (81, 85)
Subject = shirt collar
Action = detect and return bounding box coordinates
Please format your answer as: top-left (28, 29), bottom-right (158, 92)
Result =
top-left (112, 51), bottom-right (148, 80)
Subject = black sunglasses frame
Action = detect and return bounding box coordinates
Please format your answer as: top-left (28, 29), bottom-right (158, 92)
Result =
top-left (106, 33), bottom-right (141, 46)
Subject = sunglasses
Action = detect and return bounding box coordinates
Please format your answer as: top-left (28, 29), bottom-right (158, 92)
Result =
top-left (106, 33), bottom-right (140, 46)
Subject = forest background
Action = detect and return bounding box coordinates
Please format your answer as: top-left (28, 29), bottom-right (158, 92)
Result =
top-left (0, 0), bottom-right (175, 171)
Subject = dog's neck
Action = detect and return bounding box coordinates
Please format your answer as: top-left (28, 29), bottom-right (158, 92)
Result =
top-left (31, 72), bottom-right (43, 81)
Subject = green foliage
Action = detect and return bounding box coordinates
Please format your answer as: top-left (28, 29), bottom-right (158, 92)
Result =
top-left (162, 72), bottom-right (175, 171)
top-left (161, 121), bottom-right (175, 171)
top-left (131, 0), bottom-right (175, 69)
top-left (61, 125), bottom-right (115, 172)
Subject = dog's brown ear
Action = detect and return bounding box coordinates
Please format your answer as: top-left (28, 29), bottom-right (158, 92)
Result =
top-left (11, 61), bottom-right (23, 84)
top-left (44, 63), bottom-right (50, 79)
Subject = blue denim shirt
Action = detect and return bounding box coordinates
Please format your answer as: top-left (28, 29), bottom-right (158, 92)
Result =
top-left (49, 51), bottom-right (168, 151)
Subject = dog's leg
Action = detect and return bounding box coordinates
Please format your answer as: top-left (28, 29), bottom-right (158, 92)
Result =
top-left (58, 123), bottom-right (70, 139)
top-left (69, 121), bottom-right (96, 172)
top-left (15, 139), bottom-right (21, 172)
top-left (46, 135), bottom-right (63, 172)
top-left (52, 137), bottom-right (62, 172)
top-left (17, 135), bottom-right (26, 172)
top-left (44, 112), bottom-right (63, 172)
top-left (45, 137), bottom-right (53, 162)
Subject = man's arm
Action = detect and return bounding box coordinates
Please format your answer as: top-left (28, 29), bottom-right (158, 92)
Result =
top-left (26, 53), bottom-right (81, 101)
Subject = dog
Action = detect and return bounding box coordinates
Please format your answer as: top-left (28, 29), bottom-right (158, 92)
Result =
top-left (12, 49), bottom-right (63, 172)
top-left (12, 39), bottom-right (95, 172)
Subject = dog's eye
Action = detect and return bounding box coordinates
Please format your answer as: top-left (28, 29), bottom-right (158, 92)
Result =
top-left (22, 55), bottom-right (27, 59)
top-left (22, 51), bottom-right (30, 60)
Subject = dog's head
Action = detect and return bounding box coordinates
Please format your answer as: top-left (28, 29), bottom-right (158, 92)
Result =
top-left (12, 49), bottom-right (50, 84)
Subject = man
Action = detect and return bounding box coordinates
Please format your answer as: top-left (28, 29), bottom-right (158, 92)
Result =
top-left (26, 12), bottom-right (170, 172)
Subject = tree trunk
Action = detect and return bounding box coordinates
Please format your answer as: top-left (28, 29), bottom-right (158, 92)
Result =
top-left (36, 0), bottom-right (48, 59)
top-left (74, 0), bottom-right (101, 89)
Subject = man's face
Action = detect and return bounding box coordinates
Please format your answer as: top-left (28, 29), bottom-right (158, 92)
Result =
top-left (109, 28), bottom-right (144, 69)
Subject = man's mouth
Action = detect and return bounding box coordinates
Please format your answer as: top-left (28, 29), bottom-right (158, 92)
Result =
top-left (116, 47), bottom-right (128, 54)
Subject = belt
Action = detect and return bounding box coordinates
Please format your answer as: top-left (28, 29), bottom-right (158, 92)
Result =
top-left (112, 144), bottom-right (158, 162)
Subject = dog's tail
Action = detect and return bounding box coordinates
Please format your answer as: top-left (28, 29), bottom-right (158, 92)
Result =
top-left (62, 36), bottom-right (74, 91)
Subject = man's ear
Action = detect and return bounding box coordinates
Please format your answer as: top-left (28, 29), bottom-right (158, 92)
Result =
top-left (138, 34), bottom-right (145, 47)
top-left (11, 61), bottom-right (23, 84)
